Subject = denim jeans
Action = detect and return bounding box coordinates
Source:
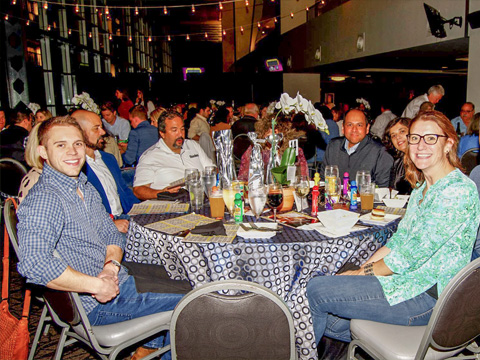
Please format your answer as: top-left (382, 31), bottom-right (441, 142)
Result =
top-left (87, 276), bottom-right (183, 359)
top-left (306, 275), bottom-right (437, 343)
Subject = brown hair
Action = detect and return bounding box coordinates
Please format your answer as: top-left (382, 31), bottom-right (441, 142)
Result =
top-left (129, 105), bottom-right (147, 121)
top-left (101, 101), bottom-right (116, 113)
top-left (37, 115), bottom-right (84, 146)
top-left (404, 110), bottom-right (462, 188)
top-left (150, 107), bottom-right (166, 127)
top-left (466, 112), bottom-right (480, 136)
top-left (35, 108), bottom-right (53, 122)
top-left (382, 117), bottom-right (411, 153)
top-left (158, 110), bottom-right (183, 133)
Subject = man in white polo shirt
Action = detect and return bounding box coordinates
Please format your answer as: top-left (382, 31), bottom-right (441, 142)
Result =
top-left (133, 110), bottom-right (215, 200)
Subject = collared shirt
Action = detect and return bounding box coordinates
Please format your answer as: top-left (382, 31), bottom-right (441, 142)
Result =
top-left (370, 110), bottom-right (397, 139)
top-left (402, 93), bottom-right (429, 118)
top-left (86, 150), bottom-right (123, 216)
top-left (451, 116), bottom-right (468, 136)
top-left (379, 169), bottom-right (480, 305)
top-left (134, 138), bottom-right (215, 190)
top-left (17, 163), bottom-right (128, 314)
top-left (102, 115), bottom-right (131, 140)
top-left (344, 139), bottom-right (361, 155)
top-left (188, 114), bottom-right (211, 139)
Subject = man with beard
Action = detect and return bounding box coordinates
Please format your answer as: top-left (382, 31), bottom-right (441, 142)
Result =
top-left (133, 111), bottom-right (215, 200)
top-left (72, 110), bottom-right (139, 233)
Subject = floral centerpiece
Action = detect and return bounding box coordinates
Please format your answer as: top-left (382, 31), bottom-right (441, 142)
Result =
top-left (267, 92), bottom-right (329, 185)
top-left (27, 102), bottom-right (41, 115)
top-left (72, 92), bottom-right (100, 114)
top-left (355, 97), bottom-right (371, 110)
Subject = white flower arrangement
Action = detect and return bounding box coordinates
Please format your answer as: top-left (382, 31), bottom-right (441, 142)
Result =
top-left (209, 99), bottom-right (226, 109)
top-left (273, 92), bottom-right (329, 134)
top-left (266, 101), bottom-right (276, 115)
top-left (72, 92), bottom-right (100, 114)
top-left (356, 98), bottom-right (371, 110)
top-left (28, 102), bottom-right (41, 114)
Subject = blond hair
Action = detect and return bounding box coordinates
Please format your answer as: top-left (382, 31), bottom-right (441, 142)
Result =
top-left (24, 123), bottom-right (44, 168)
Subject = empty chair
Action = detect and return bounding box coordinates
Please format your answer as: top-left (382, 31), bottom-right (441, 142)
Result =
top-left (170, 280), bottom-right (297, 360)
top-left (0, 158), bottom-right (27, 201)
top-left (460, 148), bottom-right (480, 176)
top-left (348, 257), bottom-right (480, 360)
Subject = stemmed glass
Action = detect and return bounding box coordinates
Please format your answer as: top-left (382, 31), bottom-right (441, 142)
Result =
top-left (222, 184), bottom-right (237, 222)
top-left (248, 184), bottom-right (267, 222)
top-left (294, 175), bottom-right (310, 213)
top-left (267, 183), bottom-right (284, 222)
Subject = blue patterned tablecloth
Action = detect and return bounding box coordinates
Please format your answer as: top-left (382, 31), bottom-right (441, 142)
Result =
top-left (125, 213), bottom-right (399, 360)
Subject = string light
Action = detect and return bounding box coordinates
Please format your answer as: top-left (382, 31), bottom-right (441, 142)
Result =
top-left (68, 29), bottom-right (72, 35)
top-left (26, 20), bottom-right (30, 25)
top-left (11, 0), bottom-right (16, 4)
top-left (219, 2), bottom-right (223, 10)
top-left (75, 4), bottom-right (79, 13)
top-left (129, 35), bottom-right (132, 41)
top-left (191, 4), bottom-right (195, 14)
top-left (4, 14), bottom-right (9, 20)
top-left (167, 35), bottom-right (171, 41)
top-left (257, 22), bottom-right (261, 28)
top-left (89, 32), bottom-right (92, 38)
top-left (105, 6), bottom-right (109, 15)
top-left (204, 32), bottom-right (208, 38)
top-left (47, 25), bottom-right (51, 31)
top-left (164, 6), bottom-right (167, 15)
top-left (148, 36), bottom-right (152, 42)
top-left (245, 0), bottom-right (249, 6)
top-left (109, 34), bottom-right (112, 40)
top-left (186, 34), bottom-right (190, 40)
top-left (43, 1), bottom-right (48, 10)
top-left (306, 6), bottom-right (309, 12)
top-left (95, 8), bottom-right (98, 12)
top-left (274, 17), bottom-right (278, 23)
top-left (135, 6), bottom-right (139, 15)
top-left (240, 26), bottom-right (244, 34)
top-left (222, 29), bottom-right (226, 36)
top-left (290, 12), bottom-right (294, 18)
top-left (321, 0), bottom-right (325, 4)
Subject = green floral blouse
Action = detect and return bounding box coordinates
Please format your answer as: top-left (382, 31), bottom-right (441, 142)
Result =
top-left (378, 169), bottom-right (480, 306)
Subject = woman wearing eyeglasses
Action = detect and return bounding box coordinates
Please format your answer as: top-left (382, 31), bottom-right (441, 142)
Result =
top-left (383, 117), bottom-right (412, 195)
top-left (306, 110), bottom-right (480, 356)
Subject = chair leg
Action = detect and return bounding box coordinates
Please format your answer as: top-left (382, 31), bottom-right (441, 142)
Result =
top-left (28, 305), bottom-right (49, 360)
top-left (53, 327), bottom-right (69, 360)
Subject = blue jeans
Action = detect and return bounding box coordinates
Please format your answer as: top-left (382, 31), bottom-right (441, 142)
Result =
top-left (87, 276), bottom-right (183, 359)
top-left (306, 275), bottom-right (437, 343)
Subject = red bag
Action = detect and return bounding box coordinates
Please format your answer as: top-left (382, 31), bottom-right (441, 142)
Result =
top-left (0, 198), bottom-right (30, 360)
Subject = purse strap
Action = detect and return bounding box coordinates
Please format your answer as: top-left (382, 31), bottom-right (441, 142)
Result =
top-left (2, 198), bottom-right (31, 318)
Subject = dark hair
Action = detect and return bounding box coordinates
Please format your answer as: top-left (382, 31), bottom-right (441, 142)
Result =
top-left (115, 87), bottom-right (130, 101)
top-left (317, 105), bottom-right (333, 120)
top-left (213, 106), bottom-right (229, 125)
top-left (101, 101), bottom-right (116, 113)
top-left (38, 115), bottom-right (84, 146)
top-left (382, 117), bottom-right (411, 152)
top-left (158, 110), bottom-right (183, 133)
top-left (404, 110), bottom-right (462, 188)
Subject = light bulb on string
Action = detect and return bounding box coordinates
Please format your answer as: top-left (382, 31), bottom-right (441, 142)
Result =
top-left (68, 29), bottom-right (72, 35)
top-left (75, 5), bottom-right (79, 13)
top-left (306, 6), bottom-right (309, 12)
top-left (167, 35), bottom-right (171, 41)
top-left (4, 14), bottom-right (9, 21)
top-left (89, 32), bottom-right (92, 38)
top-left (129, 35), bottom-right (132, 41)
top-left (321, 0), bottom-right (325, 4)
top-left (47, 25), bottom-right (51, 31)
top-left (204, 32), bottom-right (208, 38)
top-left (191, 4), bottom-right (195, 14)
top-left (222, 29), bottom-right (226, 36)
top-left (186, 34), bottom-right (190, 40)
top-left (148, 36), bottom-right (152, 42)
top-left (43, 1), bottom-right (48, 10)
top-left (135, 7), bottom-right (139, 15)
top-left (240, 26), bottom-right (244, 34)
top-left (274, 17), bottom-right (278, 23)
top-left (219, 2), bottom-right (223, 10)
top-left (26, 20), bottom-right (30, 25)
top-left (245, 0), bottom-right (249, 6)
top-left (105, 6), bottom-right (109, 15)
top-left (164, 6), bottom-right (167, 15)
top-left (12, 0), bottom-right (16, 5)
top-left (109, 34), bottom-right (112, 40)
top-left (257, 22), bottom-right (261, 28)
top-left (290, 12), bottom-right (294, 18)
top-left (95, 8), bottom-right (98, 12)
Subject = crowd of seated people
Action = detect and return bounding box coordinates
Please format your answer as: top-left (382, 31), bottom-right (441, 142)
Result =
top-left (3, 83), bottom-right (480, 360)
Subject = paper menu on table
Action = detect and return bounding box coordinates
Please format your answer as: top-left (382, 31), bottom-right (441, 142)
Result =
top-left (145, 213), bottom-right (211, 234)
top-left (183, 224), bottom-right (239, 244)
top-left (128, 200), bottom-right (189, 215)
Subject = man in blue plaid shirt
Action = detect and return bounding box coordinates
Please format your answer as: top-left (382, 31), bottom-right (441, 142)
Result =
top-left (17, 115), bottom-right (183, 360)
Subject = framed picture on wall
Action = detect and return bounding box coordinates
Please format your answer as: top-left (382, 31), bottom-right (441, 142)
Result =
top-left (325, 93), bottom-right (335, 105)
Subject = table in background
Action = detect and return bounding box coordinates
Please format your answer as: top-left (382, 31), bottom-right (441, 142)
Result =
top-left (125, 212), bottom-right (399, 360)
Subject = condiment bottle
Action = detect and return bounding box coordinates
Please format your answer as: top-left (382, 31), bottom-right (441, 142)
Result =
top-left (350, 180), bottom-right (358, 210)
top-left (234, 193), bottom-right (244, 223)
top-left (311, 172), bottom-right (320, 216)
top-left (342, 172), bottom-right (349, 198)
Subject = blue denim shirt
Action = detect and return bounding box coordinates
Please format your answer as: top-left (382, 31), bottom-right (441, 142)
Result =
top-left (122, 120), bottom-right (159, 166)
top-left (17, 163), bottom-right (128, 314)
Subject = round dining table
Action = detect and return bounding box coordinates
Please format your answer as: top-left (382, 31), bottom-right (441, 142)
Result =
top-left (124, 211), bottom-right (400, 360)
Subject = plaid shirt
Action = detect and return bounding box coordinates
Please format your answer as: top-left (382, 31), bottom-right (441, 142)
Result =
top-left (17, 163), bottom-right (128, 314)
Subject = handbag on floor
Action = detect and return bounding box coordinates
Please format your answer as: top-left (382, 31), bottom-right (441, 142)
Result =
top-left (0, 198), bottom-right (30, 360)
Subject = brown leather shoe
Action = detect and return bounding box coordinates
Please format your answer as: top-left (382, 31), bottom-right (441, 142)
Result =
top-left (130, 346), bottom-right (158, 360)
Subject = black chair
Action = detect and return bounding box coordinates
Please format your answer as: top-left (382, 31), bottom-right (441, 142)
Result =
top-left (0, 157), bottom-right (27, 202)
top-left (460, 148), bottom-right (480, 176)
top-left (233, 134), bottom-right (252, 162)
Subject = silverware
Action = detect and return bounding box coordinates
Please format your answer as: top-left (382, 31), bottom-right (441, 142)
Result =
top-left (239, 224), bottom-right (280, 233)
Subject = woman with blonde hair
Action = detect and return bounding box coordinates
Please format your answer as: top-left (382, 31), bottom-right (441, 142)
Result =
top-left (35, 108), bottom-right (52, 124)
top-left (307, 110), bottom-right (479, 354)
top-left (18, 123), bottom-right (44, 202)
top-left (150, 107), bottom-right (166, 128)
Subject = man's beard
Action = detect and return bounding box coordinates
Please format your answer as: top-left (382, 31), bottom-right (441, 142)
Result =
top-left (84, 132), bottom-right (106, 151)
top-left (173, 137), bottom-right (184, 149)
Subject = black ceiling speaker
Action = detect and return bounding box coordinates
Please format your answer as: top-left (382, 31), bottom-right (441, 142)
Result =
top-left (424, 3), bottom-right (462, 38)
top-left (467, 10), bottom-right (480, 29)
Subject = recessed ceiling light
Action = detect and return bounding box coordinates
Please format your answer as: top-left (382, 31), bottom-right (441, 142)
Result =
top-left (441, 66), bottom-right (448, 69)
top-left (330, 76), bottom-right (346, 82)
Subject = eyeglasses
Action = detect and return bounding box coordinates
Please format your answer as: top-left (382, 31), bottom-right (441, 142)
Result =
top-left (461, 109), bottom-right (474, 113)
top-left (406, 134), bottom-right (447, 145)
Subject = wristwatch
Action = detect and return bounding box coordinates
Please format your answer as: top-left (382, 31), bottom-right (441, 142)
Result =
top-left (104, 259), bottom-right (121, 270)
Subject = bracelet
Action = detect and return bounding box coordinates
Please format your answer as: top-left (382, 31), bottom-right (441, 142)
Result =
top-left (364, 263), bottom-right (375, 276)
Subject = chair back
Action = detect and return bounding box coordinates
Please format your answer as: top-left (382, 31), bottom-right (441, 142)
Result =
top-left (3, 198), bottom-right (20, 258)
top-left (460, 148), bottom-right (480, 176)
top-left (416, 258), bottom-right (480, 358)
top-left (43, 290), bottom-right (82, 326)
top-left (0, 158), bottom-right (28, 200)
top-left (233, 134), bottom-right (252, 161)
top-left (170, 280), bottom-right (296, 360)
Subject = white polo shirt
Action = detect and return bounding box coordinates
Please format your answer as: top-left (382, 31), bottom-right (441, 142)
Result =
top-left (133, 139), bottom-right (215, 190)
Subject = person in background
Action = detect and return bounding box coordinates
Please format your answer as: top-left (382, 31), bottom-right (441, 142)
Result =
top-left (402, 85), bottom-right (444, 118)
top-left (311, 104), bottom-right (340, 163)
top-left (419, 101), bottom-right (435, 113)
top-left (122, 105), bottom-right (158, 167)
top-left (114, 87), bottom-right (134, 120)
top-left (150, 107), bottom-right (166, 128)
top-left (231, 103), bottom-right (259, 138)
top-left (188, 102), bottom-right (212, 141)
top-left (331, 106), bottom-right (343, 136)
top-left (0, 107), bottom-right (6, 131)
top-left (35, 108), bottom-right (52, 124)
top-left (451, 102), bottom-right (475, 137)
top-left (18, 123), bottom-right (43, 202)
top-left (184, 107), bottom-right (199, 136)
top-left (135, 88), bottom-right (155, 118)
top-left (457, 112), bottom-right (480, 158)
top-left (370, 101), bottom-right (396, 140)
top-left (383, 117), bottom-right (412, 195)
top-left (307, 110), bottom-right (480, 357)
top-left (101, 101), bottom-right (131, 142)
top-left (210, 106), bottom-right (231, 134)
top-left (0, 107), bottom-right (33, 162)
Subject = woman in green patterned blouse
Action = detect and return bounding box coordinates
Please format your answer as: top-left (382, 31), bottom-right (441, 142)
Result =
top-left (307, 110), bottom-right (480, 347)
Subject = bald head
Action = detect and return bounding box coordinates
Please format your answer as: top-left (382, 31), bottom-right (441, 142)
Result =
top-left (71, 110), bottom-right (106, 156)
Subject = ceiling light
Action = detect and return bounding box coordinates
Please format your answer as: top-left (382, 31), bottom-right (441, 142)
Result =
top-left (330, 76), bottom-right (347, 82)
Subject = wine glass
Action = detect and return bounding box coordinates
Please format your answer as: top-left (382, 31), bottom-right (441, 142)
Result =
top-left (267, 183), bottom-right (284, 222)
top-left (222, 184), bottom-right (237, 222)
top-left (294, 175), bottom-right (310, 213)
top-left (248, 184), bottom-right (267, 222)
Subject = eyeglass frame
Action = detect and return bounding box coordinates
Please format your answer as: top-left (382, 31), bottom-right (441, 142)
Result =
top-left (406, 134), bottom-right (448, 145)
